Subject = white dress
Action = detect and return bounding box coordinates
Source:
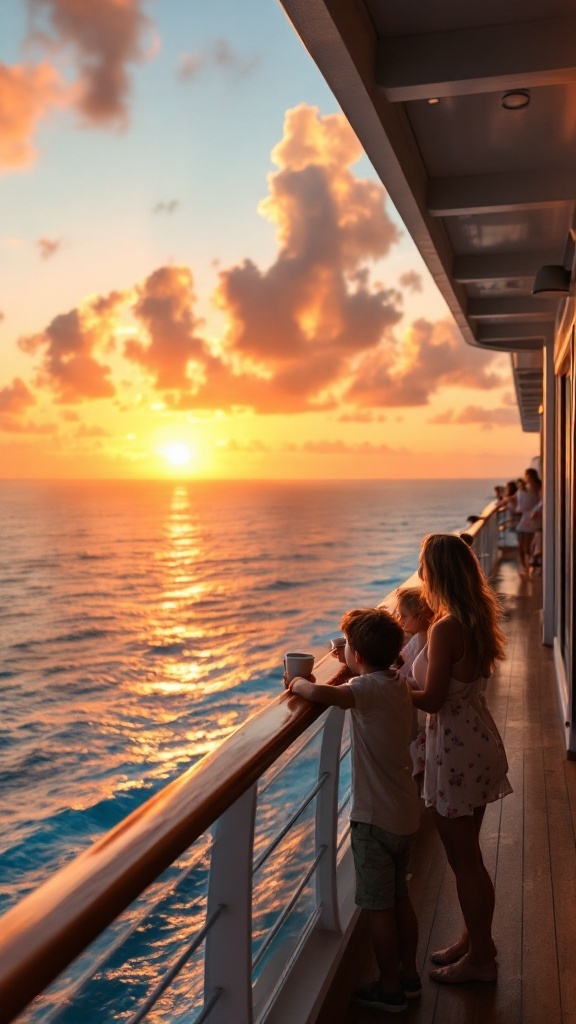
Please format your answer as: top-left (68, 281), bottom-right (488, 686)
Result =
top-left (516, 489), bottom-right (539, 533)
top-left (411, 644), bottom-right (512, 817)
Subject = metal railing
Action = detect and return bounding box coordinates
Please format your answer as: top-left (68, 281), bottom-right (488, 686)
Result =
top-left (0, 502), bottom-right (502, 1024)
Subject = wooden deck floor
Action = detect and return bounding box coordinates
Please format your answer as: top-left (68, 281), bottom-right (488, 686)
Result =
top-left (325, 557), bottom-right (576, 1024)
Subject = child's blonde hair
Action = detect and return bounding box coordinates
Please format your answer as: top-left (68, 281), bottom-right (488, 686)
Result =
top-left (396, 585), bottom-right (431, 619)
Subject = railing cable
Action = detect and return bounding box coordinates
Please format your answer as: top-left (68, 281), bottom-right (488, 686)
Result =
top-left (253, 772), bottom-right (329, 873)
top-left (40, 841), bottom-right (213, 1024)
top-left (124, 903), bottom-right (224, 1024)
top-left (252, 845), bottom-right (326, 969)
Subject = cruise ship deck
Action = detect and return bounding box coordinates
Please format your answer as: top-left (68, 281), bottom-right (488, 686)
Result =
top-left (320, 555), bottom-right (576, 1024)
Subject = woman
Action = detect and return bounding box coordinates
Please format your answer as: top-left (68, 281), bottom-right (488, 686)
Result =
top-left (516, 468), bottom-right (542, 575)
top-left (411, 534), bottom-right (511, 984)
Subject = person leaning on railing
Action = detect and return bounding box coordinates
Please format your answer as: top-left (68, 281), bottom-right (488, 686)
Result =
top-left (287, 607), bottom-right (422, 1013)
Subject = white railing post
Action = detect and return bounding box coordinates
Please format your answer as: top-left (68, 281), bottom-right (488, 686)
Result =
top-left (204, 784), bottom-right (257, 1024)
top-left (314, 706), bottom-right (345, 932)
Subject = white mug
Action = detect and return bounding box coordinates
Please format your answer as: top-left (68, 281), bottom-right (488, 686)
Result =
top-left (284, 651), bottom-right (315, 681)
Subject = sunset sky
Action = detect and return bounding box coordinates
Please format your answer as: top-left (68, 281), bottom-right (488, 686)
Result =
top-left (0, 0), bottom-right (537, 480)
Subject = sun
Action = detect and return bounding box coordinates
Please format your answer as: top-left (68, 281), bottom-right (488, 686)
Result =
top-left (159, 442), bottom-right (194, 468)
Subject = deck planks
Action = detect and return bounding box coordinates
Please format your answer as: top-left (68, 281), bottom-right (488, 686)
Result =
top-left (331, 558), bottom-right (576, 1024)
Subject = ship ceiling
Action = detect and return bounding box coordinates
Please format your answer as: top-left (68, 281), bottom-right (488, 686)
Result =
top-left (279, 0), bottom-right (576, 432)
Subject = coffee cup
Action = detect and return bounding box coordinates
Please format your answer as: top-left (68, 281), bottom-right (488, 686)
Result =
top-left (329, 635), bottom-right (347, 664)
top-left (284, 652), bottom-right (315, 681)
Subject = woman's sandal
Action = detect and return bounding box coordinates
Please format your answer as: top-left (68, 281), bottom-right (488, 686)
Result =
top-left (429, 954), bottom-right (497, 985)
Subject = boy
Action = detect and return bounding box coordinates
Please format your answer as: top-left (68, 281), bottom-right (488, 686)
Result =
top-left (289, 607), bottom-right (422, 1013)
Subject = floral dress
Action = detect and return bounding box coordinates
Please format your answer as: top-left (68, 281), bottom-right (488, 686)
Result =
top-left (411, 644), bottom-right (512, 817)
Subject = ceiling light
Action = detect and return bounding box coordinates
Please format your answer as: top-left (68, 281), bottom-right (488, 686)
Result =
top-left (427, 97), bottom-right (439, 105)
top-left (532, 265), bottom-right (571, 295)
top-left (501, 90), bottom-right (530, 110)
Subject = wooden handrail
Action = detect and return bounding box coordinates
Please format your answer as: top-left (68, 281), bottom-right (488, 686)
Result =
top-left (0, 502), bottom-right (500, 1023)
top-left (0, 653), bottom-right (348, 1024)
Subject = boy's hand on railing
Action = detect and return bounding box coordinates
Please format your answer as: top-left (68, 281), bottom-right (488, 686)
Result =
top-left (287, 675), bottom-right (316, 698)
top-left (283, 670), bottom-right (316, 689)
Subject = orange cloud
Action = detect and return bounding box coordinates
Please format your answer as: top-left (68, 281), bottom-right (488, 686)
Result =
top-left (0, 416), bottom-right (56, 435)
top-left (18, 292), bottom-right (125, 402)
top-left (399, 270), bottom-right (423, 293)
top-left (347, 318), bottom-right (504, 407)
top-left (285, 439), bottom-right (405, 456)
top-left (126, 266), bottom-right (209, 389)
top-left (38, 237), bottom-right (62, 259)
top-left (0, 378), bottom-right (36, 414)
top-left (13, 105), bottom-right (509, 420)
top-left (430, 406), bottom-right (520, 429)
top-left (31, 0), bottom-right (152, 125)
top-left (0, 61), bottom-right (64, 171)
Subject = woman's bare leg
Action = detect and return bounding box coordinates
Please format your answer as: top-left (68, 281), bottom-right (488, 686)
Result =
top-left (429, 809), bottom-right (496, 982)
top-left (518, 533), bottom-right (531, 574)
top-left (430, 806), bottom-right (495, 964)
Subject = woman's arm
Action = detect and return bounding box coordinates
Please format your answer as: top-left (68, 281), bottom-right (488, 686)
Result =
top-left (410, 618), bottom-right (456, 712)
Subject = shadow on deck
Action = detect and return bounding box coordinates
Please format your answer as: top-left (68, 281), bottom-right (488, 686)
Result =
top-left (319, 557), bottom-right (576, 1024)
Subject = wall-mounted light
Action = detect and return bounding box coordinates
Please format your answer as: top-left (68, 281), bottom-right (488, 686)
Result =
top-left (532, 265), bottom-right (571, 295)
top-left (501, 90), bottom-right (530, 110)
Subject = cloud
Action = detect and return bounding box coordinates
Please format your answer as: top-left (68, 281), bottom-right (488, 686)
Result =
top-left (399, 270), bottom-right (423, 293)
top-left (0, 61), bottom-right (65, 171)
top-left (30, 0), bottom-right (153, 126)
top-left (0, 415), bottom-right (56, 435)
top-left (337, 410), bottom-right (378, 423)
top-left (18, 291), bottom-right (125, 402)
top-left (209, 105), bottom-right (403, 409)
top-left (125, 266), bottom-right (209, 389)
top-left (346, 318), bottom-right (505, 408)
top-left (153, 200), bottom-right (179, 214)
top-left (0, 378), bottom-right (36, 414)
top-left (75, 423), bottom-right (109, 437)
top-left (216, 437), bottom-right (269, 453)
top-left (118, 107), bottom-right (405, 413)
top-left (429, 405), bottom-right (520, 429)
top-left (0, 1), bottom-right (152, 172)
top-left (178, 39), bottom-right (259, 81)
top-left (16, 104), bottom-right (511, 425)
top-left (284, 439), bottom-right (404, 455)
top-left (38, 237), bottom-right (62, 259)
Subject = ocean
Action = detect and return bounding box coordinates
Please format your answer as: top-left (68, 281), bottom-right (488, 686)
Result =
top-left (0, 478), bottom-right (496, 911)
top-left (0, 478), bottom-right (495, 1021)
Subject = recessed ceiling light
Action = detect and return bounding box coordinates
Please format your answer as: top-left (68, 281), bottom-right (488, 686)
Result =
top-left (427, 97), bottom-right (439, 105)
top-left (501, 90), bottom-right (530, 110)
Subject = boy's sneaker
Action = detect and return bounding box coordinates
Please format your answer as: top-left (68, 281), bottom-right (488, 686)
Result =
top-left (399, 972), bottom-right (422, 998)
top-left (353, 981), bottom-right (408, 1013)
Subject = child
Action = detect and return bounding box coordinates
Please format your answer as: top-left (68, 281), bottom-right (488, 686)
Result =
top-left (395, 587), bottom-right (432, 688)
top-left (395, 587), bottom-right (433, 777)
top-left (289, 607), bottom-right (422, 1012)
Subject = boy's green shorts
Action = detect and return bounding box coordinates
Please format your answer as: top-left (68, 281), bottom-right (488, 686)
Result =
top-left (350, 821), bottom-right (416, 911)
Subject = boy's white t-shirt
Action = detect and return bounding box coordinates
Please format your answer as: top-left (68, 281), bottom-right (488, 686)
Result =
top-left (346, 669), bottom-right (421, 836)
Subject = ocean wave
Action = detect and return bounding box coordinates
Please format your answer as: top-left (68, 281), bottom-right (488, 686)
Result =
top-left (261, 579), bottom-right (301, 591)
top-left (145, 641), bottom-right (187, 656)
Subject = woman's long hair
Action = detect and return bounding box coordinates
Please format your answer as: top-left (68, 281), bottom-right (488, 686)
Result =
top-left (421, 533), bottom-right (507, 677)
top-left (525, 467), bottom-right (542, 494)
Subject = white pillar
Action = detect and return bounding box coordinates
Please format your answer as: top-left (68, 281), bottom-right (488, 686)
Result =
top-left (204, 784), bottom-right (257, 1024)
top-left (315, 706), bottom-right (345, 932)
top-left (542, 339), bottom-right (555, 645)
